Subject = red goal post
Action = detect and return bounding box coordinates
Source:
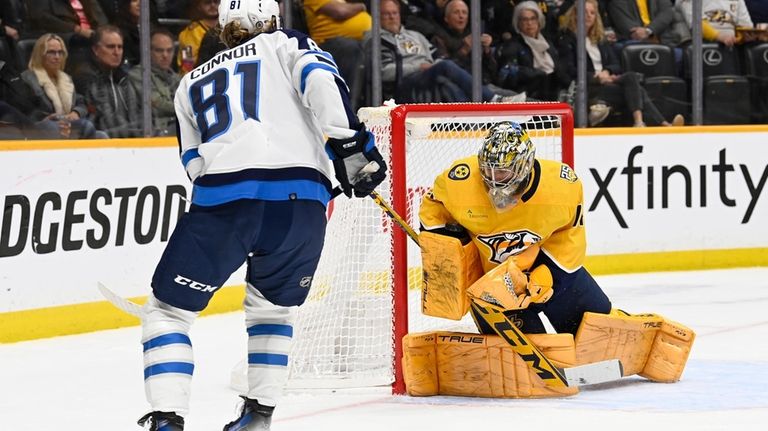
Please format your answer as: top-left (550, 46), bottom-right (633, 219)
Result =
top-left (284, 103), bottom-right (574, 395)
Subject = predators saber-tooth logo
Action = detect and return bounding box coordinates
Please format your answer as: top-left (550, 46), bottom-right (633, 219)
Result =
top-left (477, 230), bottom-right (542, 264)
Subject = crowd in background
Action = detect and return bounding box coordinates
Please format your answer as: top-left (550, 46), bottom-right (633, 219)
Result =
top-left (0, 0), bottom-right (766, 139)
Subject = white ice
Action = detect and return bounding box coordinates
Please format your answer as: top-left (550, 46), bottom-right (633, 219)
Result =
top-left (2, 268), bottom-right (767, 430)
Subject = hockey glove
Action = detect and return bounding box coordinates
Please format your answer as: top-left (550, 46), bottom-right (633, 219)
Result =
top-left (467, 260), bottom-right (553, 311)
top-left (326, 125), bottom-right (387, 197)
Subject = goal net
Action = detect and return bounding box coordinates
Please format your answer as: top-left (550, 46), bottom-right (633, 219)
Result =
top-left (286, 102), bottom-right (573, 393)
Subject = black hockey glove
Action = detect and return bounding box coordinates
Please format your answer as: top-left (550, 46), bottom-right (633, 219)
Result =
top-left (325, 124), bottom-right (387, 198)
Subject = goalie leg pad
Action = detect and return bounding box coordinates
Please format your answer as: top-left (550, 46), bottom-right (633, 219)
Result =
top-left (574, 310), bottom-right (663, 376)
top-left (420, 231), bottom-right (484, 320)
top-left (402, 331), bottom-right (578, 398)
top-left (574, 310), bottom-right (695, 381)
top-left (639, 319), bottom-right (695, 383)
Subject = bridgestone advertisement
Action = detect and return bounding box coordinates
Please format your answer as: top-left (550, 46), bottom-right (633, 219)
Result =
top-left (1, 128), bottom-right (767, 314)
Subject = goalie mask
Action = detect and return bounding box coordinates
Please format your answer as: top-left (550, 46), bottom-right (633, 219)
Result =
top-left (478, 121), bottom-right (535, 210)
top-left (219, 0), bottom-right (281, 34)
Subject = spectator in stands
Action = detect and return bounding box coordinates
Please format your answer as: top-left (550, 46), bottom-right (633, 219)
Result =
top-left (0, 58), bottom-right (72, 139)
top-left (21, 33), bottom-right (108, 139)
top-left (558, 0), bottom-right (685, 127)
top-left (29, 0), bottom-right (108, 37)
top-left (484, 0), bottom-right (561, 43)
top-left (496, 1), bottom-right (570, 101)
top-left (745, 0), bottom-right (768, 24)
top-left (74, 25), bottom-right (142, 137)
top-left (29, 0), bottom-right (110, 75)
top-left (431, 0), bottom-right (498, 86)
top-left (377, 0), bottom-right (524, 103)
top-left (609, 0), bottom-right (691, 48)
top-left (195, 24), bottom-right (227, 66)
top-left (556, 0), bottom-right (614, 34)
top-left (177, 0), bottom-right (219, 75)
top-left (1, 0), bottom-right (25, 42)
top-left (1, 0), bottom-right (26, 69)
top-left (116, 0), bottom-right (160, 66)
top-left (676, 0), bottom-right (753, 47)
top-left (128, 28), bottom-right (180, 136)
top-left (398, 0), bottom-right (444, 40)
top-left (98, 0), bottom-right (119, 22)
top-left (303, 0), bottom-right (371, 108)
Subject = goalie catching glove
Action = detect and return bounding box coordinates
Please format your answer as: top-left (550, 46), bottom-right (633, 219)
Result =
top-left (467, 258), bottom-right (553, 311)
top-left (326, 124), bottom-right (387, 197)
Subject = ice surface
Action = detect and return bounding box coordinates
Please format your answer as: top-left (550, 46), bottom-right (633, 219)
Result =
top-left (2, 268), bottom-right (767, 430)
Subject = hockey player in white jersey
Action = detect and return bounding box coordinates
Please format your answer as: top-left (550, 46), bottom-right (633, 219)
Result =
top-left (136, 1), bottom-right (387, 429)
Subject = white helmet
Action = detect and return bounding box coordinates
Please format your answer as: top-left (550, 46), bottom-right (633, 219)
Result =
top-left (218, 0), bottom-right (281, 33)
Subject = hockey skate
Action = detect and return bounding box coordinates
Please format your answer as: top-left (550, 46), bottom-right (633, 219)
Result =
top-left (137, 411), bottom-right (184, 430)
top-left (223, 397), bottom-right (274, 431)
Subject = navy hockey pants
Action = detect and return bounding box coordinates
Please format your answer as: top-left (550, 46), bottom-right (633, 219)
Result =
top-left (471, 253), bottom-right (612, 335)
top-left (151, 199), bottom-right (327, 312)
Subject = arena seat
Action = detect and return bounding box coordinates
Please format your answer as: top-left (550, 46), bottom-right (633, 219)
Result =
top-left (15, 38), bottom-right (36, 69)
top-left (621, 43), bottom-right (688, 123)
top-left (684, 43), bottom-right (750, 124)
top-left (744, 43), bottom-right (768, 123)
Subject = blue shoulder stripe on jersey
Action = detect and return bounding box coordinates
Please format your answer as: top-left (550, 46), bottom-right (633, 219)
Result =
top-left (248, 353), bottom-right (289, 366)
top-left (181, 148), bottom-right (200, 167)
top-left (247, 324), bottom-right (293, 338)
top-left (278, 28), bottom-right (313, 50)
top-left (143, 333), bottom-right (192, 351)
top-left (191, 179), bottom-right (332, 206)
top-left (194, 166), bottom-right (333, 189)
top-left (300, 63), bottom-right (342, 94)
top-left (302, 49), bottom-right (337, 66)
top-left (144, 362), bottom-right (194, 379)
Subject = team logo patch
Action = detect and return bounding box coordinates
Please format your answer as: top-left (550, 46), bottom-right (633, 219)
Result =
top-left (299, 276), bottom-right (313, 288)
top-left (477, 230), bottom-right (542, 264)
top-left (448, 163), bottom-right (470, 180)
top-left (560, 164), bottom-right (578, 182)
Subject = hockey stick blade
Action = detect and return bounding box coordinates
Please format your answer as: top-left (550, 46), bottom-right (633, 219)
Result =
top-left (561, 359), bottom-right (623, 387)
top-left (97, 282), bottom-right (144, 318)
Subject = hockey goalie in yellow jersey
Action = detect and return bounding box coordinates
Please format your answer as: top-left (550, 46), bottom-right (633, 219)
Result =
top-left (403, 121), bottom-right (695, 398)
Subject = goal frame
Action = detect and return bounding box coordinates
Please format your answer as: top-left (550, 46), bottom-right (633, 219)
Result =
top-left (387, 102), bottom-right (574, 394)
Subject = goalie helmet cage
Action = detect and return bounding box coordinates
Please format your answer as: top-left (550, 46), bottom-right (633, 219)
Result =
top-left (286, 102), bottom-right (574, 395)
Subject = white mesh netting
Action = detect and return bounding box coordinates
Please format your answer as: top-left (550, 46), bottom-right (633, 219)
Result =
top-left (285, 103), bottom-right (571, 390)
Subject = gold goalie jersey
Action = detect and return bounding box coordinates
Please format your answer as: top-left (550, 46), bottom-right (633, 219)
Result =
top-left (419, 156), bottom-right (585, 273)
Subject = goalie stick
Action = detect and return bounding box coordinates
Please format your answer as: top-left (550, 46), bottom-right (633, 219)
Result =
top-left (355, 182), bottom-right (623, 387)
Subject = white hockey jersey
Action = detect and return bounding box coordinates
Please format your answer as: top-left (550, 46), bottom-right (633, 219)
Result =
top-left (174, 29), bottom-right (360, 207)
top-left (676, 0), bottom-right (754, 38)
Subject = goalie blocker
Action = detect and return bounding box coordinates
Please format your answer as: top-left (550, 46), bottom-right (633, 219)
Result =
top-left (402, 310), bottom-right (695, 398)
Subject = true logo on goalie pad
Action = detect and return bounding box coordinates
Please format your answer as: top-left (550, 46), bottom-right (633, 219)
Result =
top-left (299, 276), bottom-right (312, 288)
top-left (477, 230), bottom-right (542, 264)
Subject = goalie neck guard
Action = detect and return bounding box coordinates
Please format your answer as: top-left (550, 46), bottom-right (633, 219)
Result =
top-left (477, 121), bottom-right (535, 210)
